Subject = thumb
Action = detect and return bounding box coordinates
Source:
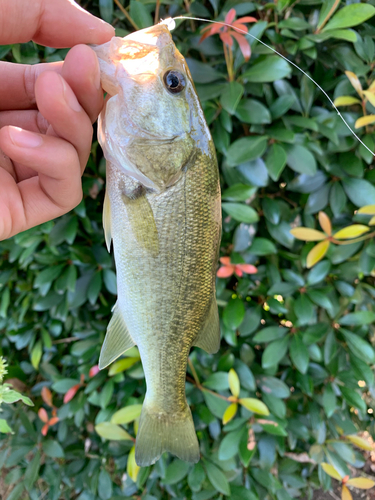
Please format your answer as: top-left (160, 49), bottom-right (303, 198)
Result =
top-left (0, 0), bottom-right (115, 47)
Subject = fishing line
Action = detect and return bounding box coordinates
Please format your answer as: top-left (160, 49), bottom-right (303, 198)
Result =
top-left (169, 15), bottom-right (375, 158)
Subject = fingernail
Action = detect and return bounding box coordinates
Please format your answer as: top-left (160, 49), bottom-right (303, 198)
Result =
top-left (61, 77), bottom-right (83, 112)
top-left (8, 127), bottom-right (43, 148)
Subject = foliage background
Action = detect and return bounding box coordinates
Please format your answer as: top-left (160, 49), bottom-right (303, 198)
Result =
top-left (1, 0), bottom-right (375, 499)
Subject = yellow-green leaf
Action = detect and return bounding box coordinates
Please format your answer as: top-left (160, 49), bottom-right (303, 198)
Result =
top-left (239, 398), bottom-right (270, 416)
top-left (228, 368), bottom-right (240, 397)
top-left (333, 96), bottom-right (361, 106)
top-left (370, 215), bottom-right (375, 226)
top-left (345, 434), bottom-right (373, 451)
top-left (342, 485), bottom-right (353, 500)
top-left (363, 90), bottom-right (375, 108)
top-left (358, 205), bottom-right (375, 215)
top-left (111, 404), bottom-right (143, 425)
top-left (346, 477), bottom-right (375, 489)
top-left (223, 403), bottom-right (238, 425)
top-left (290, 228), bottom-right (327, 241)
top-left (319, 211), bottom-right (332, 235)
top-left (31, 340), bottom-right (42, 370)
top-left (307, 240), bottom-right (330, 268)
top-left (333, 224), bottom-right (370, 239)
top-left (108, 357), bottom-right (139, 376)
top-left (355, 115), bottom-right (375, 129)
top-left (95, 422), bottom-right (133, 441)
top-left (321, 462), bottom-right (343, 481)
top-left (127, 445), bottom-right (140, 482)
top-left (345, 71), bottom-right (363, 98)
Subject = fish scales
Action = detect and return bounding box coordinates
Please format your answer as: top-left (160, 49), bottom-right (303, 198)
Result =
top-left (92, 21), bottom-right (221, 466)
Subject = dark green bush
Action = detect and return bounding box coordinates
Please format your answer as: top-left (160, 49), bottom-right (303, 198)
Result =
top-left (1, 1), bottom-right (375, 499)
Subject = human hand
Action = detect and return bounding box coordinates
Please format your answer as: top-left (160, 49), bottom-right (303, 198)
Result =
top-left (0, 0), bottom-right (115, 240)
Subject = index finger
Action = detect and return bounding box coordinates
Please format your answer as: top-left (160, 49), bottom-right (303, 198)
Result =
top-left (0, 0), bottom-right (114, 47)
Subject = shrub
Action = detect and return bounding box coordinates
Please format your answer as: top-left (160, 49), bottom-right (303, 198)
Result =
top-left (1, 1), bottom-right (375, 499)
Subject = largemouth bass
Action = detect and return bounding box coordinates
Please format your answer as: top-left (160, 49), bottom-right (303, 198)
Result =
top-left (91, 21), bottom-right (221, 467)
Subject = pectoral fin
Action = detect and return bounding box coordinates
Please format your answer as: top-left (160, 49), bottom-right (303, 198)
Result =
top-left (121, 188), bottom-right (159, 258)
top-left (103, 190), bottom-right (112, 252)
top-left (194, 299), bottom-right (220, 354)
top-left (99, 303), bottom-right (136, 369)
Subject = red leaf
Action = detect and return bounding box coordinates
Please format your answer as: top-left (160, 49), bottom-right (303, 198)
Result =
top-left (217, 265), bottom-right (235, 278)
top-left (41, 386), bottom-right (54, 408)
top-left (234, 267), bottom-right (244, 278)
top-left (231, 32), bottom-right (252, 61)
top-left (231, 23), bottom-right (249, 33)
top-left (41, 424), bottom-right (49, 436)
top-left (38, 408), bottom-right (48, 423)
top-left (236, 16), bottom-right (257, 23)
top-left (63, 384), bottom-right (80, 404)
top-left (48, 417), bottom-right (59, 427)
top-left (220, 32), bottom-right (233, 47)
top-left (225, 8), bottom-right (237, 25)
top-left (89, 365), bottom-right (100, 378)
top-left (236, 263), bottom-right (258, 274)
top-left (220, 256), bottom-right (231, 265)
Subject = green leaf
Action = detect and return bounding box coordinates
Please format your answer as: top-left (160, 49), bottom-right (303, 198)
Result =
top-left (265, 144), bottom-right (287, 181)
top-left (307, 260), bottom-right (331, 285)
top-left (322, 383), bottom-right (336, 418)
top-left (204, 461), bottom-right (231, 496)
top-left (341, 387), bottom-right (367, 413)
top-left (24, 451), bottom-right (41, 491)
top-left (226, 136), bottom-right (268, 166)
top-left (95, 422), bottom-right (133, 441)
top-left (129, 0), bottom-right (152, 28)
top-left (31, 340), bottom-right (42, 370)
top-left (34, 265), bottom-right (65, 288)
top-left (342, 178), bottom-right (375, 207)
top-left (243, 56), bottom-right (292, 82)
top-left (339, 311), bottom-right (375, 326)
top-left (42, 440), bottom-right (64, 458)
top-left (323, 4), bottom-right (375, 32)
top-left (235, 99), bottom-right (271, 124)
top-left (202, 390), bottom-right (229, 419)
top-left (218, 427), bottom-right (245, 461)
top-left (250, 237), bottom-right (277, 255)
top-left (222, 203), bottom-right (259, 223)
top-left (203, 372), bottom-right (230, 391)
top-left (286, 144), bottom-right (317, 176)
top-left (0, 418), bottom-right (13, 433)
top-left (294, 294), bottom-right (314, 325)
top-left (220, 82), bottom-right (244, 114)
top-left (290, 335), bottom-right (309, 374)
top-left (223, 298), bottom-right (245, 330)
top-left (99, 0), bottom-right (113, 23)
top-left (98, 469), bottom-right (113, 500)
top-left (186, 58), bottom-right (224, 83)
top-left (222, 184), bottom-right (257, 201)
top-left (111, 404), bottom-right (143, 425)
top-left (262, 336), bottom-right (290, 369)
top-left (340, 328), bottom-right (375, 364)
top-left (5, 483), bottom-right (24, 500)
top-left (163, 460), bottom-right (191, 485)
top-left (253, 326), bottom-right (288, 343)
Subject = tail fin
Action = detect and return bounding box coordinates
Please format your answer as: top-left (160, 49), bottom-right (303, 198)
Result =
top-left (135, 400), bottom-right (200, 467)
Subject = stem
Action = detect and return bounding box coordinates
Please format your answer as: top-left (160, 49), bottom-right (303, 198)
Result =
top-left (154, 0), bottom-right (160, 24)
top-left (330, 231), bottom-right (375, 245)
top-left (113, 0), bottom-right (140, 31)
top-left (223, 43), bottom-right (234, 81)
top-left (315, 0), bottom-right (340, 34)
top-left (188, 358), bottom-right (201, 386)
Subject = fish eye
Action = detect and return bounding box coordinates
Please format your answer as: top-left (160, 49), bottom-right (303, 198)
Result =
top-left (163, 70), bottom-right (186, 94)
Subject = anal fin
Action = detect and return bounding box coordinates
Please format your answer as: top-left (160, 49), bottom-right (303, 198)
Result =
top-left (194, 299), bottom-right (220, 354)
top-left (103, 189), bottom-right (112, 252)
top-left (99, 303), bottom-right (136, 369)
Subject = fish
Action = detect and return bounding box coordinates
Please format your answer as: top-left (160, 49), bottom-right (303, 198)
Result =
top-left (91, 20), bottom-right (221, 467)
